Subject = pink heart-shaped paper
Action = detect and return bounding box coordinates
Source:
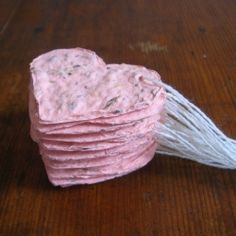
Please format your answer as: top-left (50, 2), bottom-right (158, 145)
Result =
top-left (30, 48), bottom-right (165, 123)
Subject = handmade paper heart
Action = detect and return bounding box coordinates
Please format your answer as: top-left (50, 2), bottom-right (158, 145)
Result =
top-left (29, 48), bottom-right (236, 187)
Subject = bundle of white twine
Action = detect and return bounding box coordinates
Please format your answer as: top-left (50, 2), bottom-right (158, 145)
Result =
top-left (155, 83), bottom-right (236, 169)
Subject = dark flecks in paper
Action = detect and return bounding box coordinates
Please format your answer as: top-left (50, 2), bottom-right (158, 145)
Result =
top-left (48, 56), bottom-right (55, 62)
top-left (151, 89), bottom-right (157, 97)
top-left (73, 64), bottom-right (80, 68)
top-left (64, 54), bottom-right (68, 60)
top-left (68, 101), bottom-right (76, 110)
top-left (104, 96), bottom-right (119, 109)
top-left (112, 109), bottom-right (123, 114)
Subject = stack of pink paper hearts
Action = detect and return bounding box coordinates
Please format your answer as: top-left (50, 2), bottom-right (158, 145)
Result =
top-left (29, 48), bottom-right (166, 187)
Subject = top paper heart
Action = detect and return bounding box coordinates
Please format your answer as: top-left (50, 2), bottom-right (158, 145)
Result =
top-left (30, 48), bottom-right (166, 123)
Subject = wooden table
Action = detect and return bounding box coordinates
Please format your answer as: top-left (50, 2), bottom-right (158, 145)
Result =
top-left (0, 0), bottom-right (235, 235)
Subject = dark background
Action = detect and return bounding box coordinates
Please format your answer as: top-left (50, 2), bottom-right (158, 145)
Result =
top-left (0, 0), bottom-right (235, 235)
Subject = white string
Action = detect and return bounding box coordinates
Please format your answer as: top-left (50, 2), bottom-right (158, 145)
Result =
top-left (155, 83), bottom-right (236, 169)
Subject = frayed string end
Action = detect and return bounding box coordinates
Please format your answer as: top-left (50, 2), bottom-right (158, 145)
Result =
top-left (155, 83), bottom-right (236, 169)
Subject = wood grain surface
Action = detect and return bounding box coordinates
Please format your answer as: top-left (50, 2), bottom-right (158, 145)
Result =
top-left (0, 0), bottom-right (235, 235)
